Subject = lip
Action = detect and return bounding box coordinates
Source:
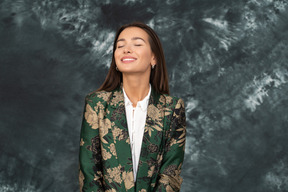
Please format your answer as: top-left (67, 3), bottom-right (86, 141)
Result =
top-left (121, 56), bottom-right (137, 63)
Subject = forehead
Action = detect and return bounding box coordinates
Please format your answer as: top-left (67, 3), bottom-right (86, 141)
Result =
top-left (117, 27), bottom-right (149, 40)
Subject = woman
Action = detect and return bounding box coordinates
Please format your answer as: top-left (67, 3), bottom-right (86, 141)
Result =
top-left (79, 22), bottom-right (186, 192)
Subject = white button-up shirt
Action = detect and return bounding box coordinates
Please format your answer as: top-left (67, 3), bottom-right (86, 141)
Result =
top-left (122, 84), bottom-right (151, 182)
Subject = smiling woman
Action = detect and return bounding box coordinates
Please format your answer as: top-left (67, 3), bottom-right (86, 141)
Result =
top-left (79, 22), bottom-right (186, 192)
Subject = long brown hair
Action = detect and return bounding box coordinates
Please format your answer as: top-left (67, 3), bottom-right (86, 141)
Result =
top-left (97, 22), bottom-right (169, 95)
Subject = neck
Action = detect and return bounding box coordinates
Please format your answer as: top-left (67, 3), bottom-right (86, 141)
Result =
top-left (122, 73), bottom-right (150, 107)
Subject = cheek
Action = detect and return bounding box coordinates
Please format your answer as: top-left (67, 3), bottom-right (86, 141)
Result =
top-left (114, 53), bottom-right (119, 65)
top-left (114, 50), bottom-right (120, 59)
top-left (142, 50), bottom-right (153, 62)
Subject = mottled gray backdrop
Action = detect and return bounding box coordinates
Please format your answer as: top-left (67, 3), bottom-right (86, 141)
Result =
top-left (1, 0), bottom-right (288, 191)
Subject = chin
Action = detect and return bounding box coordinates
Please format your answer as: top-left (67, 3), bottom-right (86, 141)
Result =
top-left (120, 70), bottom-right (138, 74)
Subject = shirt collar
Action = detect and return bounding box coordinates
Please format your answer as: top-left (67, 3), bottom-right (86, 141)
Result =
top-left (123, 84), bottom-right (151, 111)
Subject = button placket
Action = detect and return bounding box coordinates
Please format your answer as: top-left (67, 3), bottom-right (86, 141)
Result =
top-left (132, 107), bottom-right (135, 148)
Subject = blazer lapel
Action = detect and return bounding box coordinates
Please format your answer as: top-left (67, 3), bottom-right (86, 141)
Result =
top-left (135, 86), bottom-right (165, 190)
top-left (107, 86), bottom-right (135, 191)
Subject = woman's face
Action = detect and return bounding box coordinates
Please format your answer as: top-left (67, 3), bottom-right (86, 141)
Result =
top-left (114, 27), bottom-right (156, 75)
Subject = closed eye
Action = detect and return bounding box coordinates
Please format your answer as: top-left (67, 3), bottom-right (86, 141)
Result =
top-left (135, 44), bottom-right (142, 46)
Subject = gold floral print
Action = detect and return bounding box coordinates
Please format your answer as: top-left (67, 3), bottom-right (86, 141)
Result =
top-left (152, 122), bottom-right (163, 131)
top-left (156, 103), bottom-right (162, 109)
top-left (106, 165), bottom-right (122, 184)
top-left (105, 189), bottom-right (116, 192)
top-left (174, 164), bottom-right (182, 179)
top-left (94, 173), bottom-right (100, 181)
top-left (139, 189), bottom-right (147, 192)
top-left (175, 98), bottom-right (183, 108)
top-left (159, 95), bottom-right (173, 106)
top-left (110, 91), bottom-right (123, 107)
top-left (157, 154), bottom-right (163, 165)
top-left (147, 104), bottom-right (160, 121)
top-left (159, 174), bottom-right (182, 191)
top-left (97, 91), bottom-right (111, 101)
top-left (112, 127), bottom-right (124, 141)
top-left (159, 163), bottom-right (183, 191)
top-left (84, 104), bottom-right (98, 129)
top-left (169, 138), bottom-right (177, 147)
top-left (103, 118), bottom-right (114, 129)
top-left (148, 165), bottom-right (155, 177)
top-left (159, 95), bottom-right (166, 104)
top-left (96, 101), bottom-right (105, 111)
top-left (79, 166), bottom-right (84, 191)
top-left (145, 123), bottom-right (162, 137)
top-left (164, 107), bottom-right (173, 116)
top-left (101, 146), bottom-right (112, 160)
top-left (165, 96), bottom-right (173, 105)
top-left (170, 98), bottom-right (186, 147)
top-left (99, 128), bottom-right (108, 144)
top-left (176, 127), bottom-right (186, 147)
top-left (109, 143), bottom-right (117, 157)
top-left (98, 118), bottom-right (112, 144)
top-left (174, 99), bottom-right (184, 117)
top-left (145, 126), bottom-right (154, 137)
top-left (80, 138), bottom-right (84, 146)
top-left (122, 171), bottom-right (134, 189)
top-left (166, 185), bottom-right (174, 192)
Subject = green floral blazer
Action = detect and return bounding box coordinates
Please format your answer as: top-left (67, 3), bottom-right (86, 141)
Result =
top-left (79, 84), bottom-right (186, 192)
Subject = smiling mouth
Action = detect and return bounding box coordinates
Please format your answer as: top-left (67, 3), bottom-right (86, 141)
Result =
top-left (121, 58), bottom-right (137, 61)
top-left (121, 58), bottom-right (137, 63)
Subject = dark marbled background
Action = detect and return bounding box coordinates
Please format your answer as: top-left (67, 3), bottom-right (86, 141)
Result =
top-left (1, 0), bottom-right (288, 191)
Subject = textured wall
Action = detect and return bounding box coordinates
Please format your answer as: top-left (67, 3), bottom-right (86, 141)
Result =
top-left (1, 0), bottom-right (288, 191)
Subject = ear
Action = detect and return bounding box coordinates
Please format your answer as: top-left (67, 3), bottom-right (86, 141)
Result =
top-left (151, 54), bottom-right (157, 66)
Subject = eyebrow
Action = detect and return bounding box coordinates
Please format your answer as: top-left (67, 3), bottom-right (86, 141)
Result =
top-left (116, 37), bottom-right (146, 43)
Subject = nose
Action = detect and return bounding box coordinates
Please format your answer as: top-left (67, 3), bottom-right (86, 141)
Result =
top-left (123, 46), bottom-right (132, 54)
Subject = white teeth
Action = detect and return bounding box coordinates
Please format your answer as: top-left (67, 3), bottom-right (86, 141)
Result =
top-left (123, 58), bottom-right (136, 61)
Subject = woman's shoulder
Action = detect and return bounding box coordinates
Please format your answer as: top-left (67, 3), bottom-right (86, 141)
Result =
top-left (84, 89), bottom-right (114, 104)
top-left (159, 93), bottom-right (185, 108)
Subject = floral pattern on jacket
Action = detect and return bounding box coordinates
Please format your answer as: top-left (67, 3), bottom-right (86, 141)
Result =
top-left (79, 84), bottom-right (186, 192)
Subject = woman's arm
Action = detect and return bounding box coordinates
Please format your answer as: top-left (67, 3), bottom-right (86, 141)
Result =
top-left (79, 95), bottom-right (104, 192)
top-left (154, 98), bottom-right (186, 192)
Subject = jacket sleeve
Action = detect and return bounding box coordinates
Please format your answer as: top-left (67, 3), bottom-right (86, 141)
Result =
top-left (154, 98), bottom-right (186, 192)
top-left (79, 95), bottom-right (104, 192)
